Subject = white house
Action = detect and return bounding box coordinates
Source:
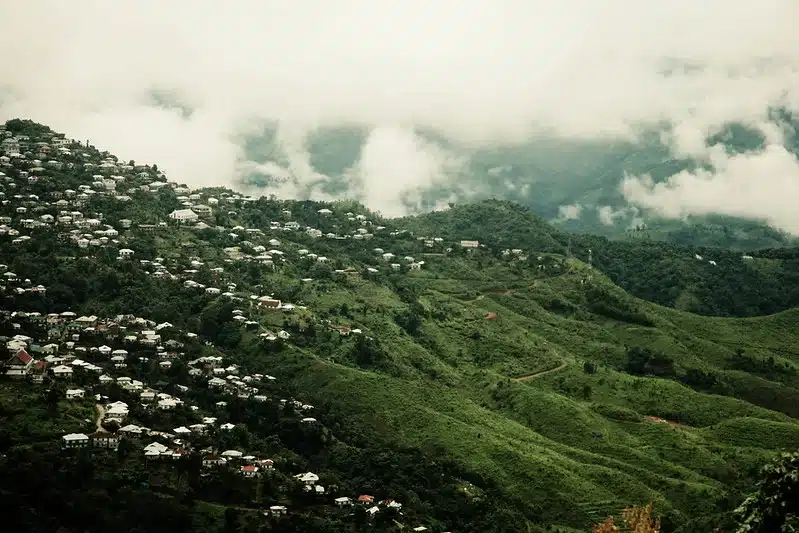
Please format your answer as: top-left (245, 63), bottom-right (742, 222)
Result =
top-left (62, 433), bottom-right (90, 448)
top-left (66, 388), bottom-right (85, 400)
top-left (295, 472), bottom-right (319, 485)
top-left (169, 209), bottom-right (199, 223)
top-left (52, 364), bottom-right (74, 378)
top-left (106, 401), bottom-right (129, 420)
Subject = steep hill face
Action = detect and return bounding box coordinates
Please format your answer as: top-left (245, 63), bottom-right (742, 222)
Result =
top-left (3, 120), bottom-right (799, 532)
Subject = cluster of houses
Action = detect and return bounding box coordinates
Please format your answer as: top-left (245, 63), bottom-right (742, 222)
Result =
top-left (0, 306), bottom-right (419, 524)
top-left (0, 122), bottom-right (502, 289)
top-left (0, 120), bottom-right (491, 531)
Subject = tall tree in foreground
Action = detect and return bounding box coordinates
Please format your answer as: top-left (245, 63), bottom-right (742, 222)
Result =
top-left (593, 504), bottom-right (660, 533)
top-left (734, 452), bottom-right (799, 533)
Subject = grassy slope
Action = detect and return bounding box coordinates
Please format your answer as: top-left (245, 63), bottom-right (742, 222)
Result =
top-left (266, 253), bottom-right (799, 529)
top-left (107, 206), bottom-right (799, 529)
top-left (399, 200), bottom-right (799, 317)
top-left (5, 115), bottom-right (799, 528)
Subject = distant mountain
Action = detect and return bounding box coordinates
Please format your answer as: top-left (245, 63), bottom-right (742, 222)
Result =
top-left (234, 111), bottom-right (799, 250)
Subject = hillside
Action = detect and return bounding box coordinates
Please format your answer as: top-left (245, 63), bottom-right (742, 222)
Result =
top-left (3, 119), bottom-right (799, 532)
top-left (401, 201), bottom-right (799, 317)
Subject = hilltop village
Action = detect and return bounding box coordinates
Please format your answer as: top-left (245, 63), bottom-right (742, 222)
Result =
top-left (4, 119), bottom-right (799, 533)
top-left (0, 119), bottom-right (553, 533)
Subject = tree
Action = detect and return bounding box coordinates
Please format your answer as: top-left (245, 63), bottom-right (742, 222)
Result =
top-left (224, 506), bottom-right (240, 533)
top-left (47, 383), bottom-right (64, 417)
top-left (593, 504), bottom-right (660, 533)
top-left (734, 452), bottom-right (799, 533)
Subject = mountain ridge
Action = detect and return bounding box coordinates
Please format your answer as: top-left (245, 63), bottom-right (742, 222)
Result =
top-left (2, 118), bottom-right (799, 532)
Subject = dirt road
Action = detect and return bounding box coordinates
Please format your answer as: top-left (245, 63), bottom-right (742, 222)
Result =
top-left (95, 404), bottom-right (105, 431)
top-left (517, 361), bottom-right (568, 381)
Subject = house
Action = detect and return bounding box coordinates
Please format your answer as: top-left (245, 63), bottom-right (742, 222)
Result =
top-left (240, 465), bottom-right (260, 477)
top-left (202, 455), bottom-right (226, 467)
top-left (169, 209), bottom-right (199, 223)
top-left (269, 506), bottom-right (287, 516)
top-left (118, 424), bottom-right (144, 436)
top-left (144, 441), bottom-right (169, 457)
top-left (193, 204), bottom-right (212, 216)
top-left (460, 240), bottom-right (480, 248)
top-left (90, 431), bottom-right (120, 449)
top-left (105, 401), bottom-right (129, 420)
top-left (358, 495), bottom-right (375, 505)
top-left (52, 364), bottom-right (74, 378)
top-left (334, 497), bottom-right (352, 507)
top-left (208, 377), bottom-right (227, 389)
top-left (4, 348), bottom-right (34, 378)
top-left (118, 248), bottom-right (134, 259)
top-left (383, 499), bottom-right (403, 510)
top-left (31, 360), bottom-right (48, 383)
top-left (157, 397), bottom-right (180, 410)
top-left (221, 450), bottom-right (243, 459)
top-left (62, 433), bottom-right (90, 449)
top-left (66, 388), bottom-right (85, 400)
top-left (258, 297), bottom-right (281, 309)
top-left (295, 472), bottom-right (319, 485)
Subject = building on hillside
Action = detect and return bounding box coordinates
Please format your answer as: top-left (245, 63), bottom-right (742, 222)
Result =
top-left (66, 388), bottom-right (85, 400)
top-left (4, 349), bottom-right (34, 378)
top-left (90, 431), bottom-right (120, 449)
top-left (52, 364), bottom-right (74, 378)
top-left (62, 433), bottom-right (89, 449)
top-left (257, 296), bottom-right (281, 309)
top-left (460, 240), bottom-right (479, 248)
top-left (168, 209), bottom-right (198, 223)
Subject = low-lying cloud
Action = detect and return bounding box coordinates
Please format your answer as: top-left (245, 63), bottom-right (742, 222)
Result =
top-left (623, 144), bottom-right (799, 234)
top-left (1, 0), bottom-right (798, 222)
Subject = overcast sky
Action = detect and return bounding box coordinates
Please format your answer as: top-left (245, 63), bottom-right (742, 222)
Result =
top-left (2, 1), bottom-right (798, 226)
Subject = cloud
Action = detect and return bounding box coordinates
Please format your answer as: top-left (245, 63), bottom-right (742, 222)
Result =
top-left (1, 0), bottom-right (798, 218)
top-left (557, 203), bottom-right (583, 221)
top-left (622, 144), bottom-right (799, 233)
top-left (597, 206), bottom-right (621, 226)
top-left (344, 126), bottom-right (468, 217)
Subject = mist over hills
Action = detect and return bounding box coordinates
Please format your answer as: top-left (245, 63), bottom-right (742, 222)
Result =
top-left (3, 1), bottom-right (799, 249)
top-left (234, 112), bottom-right (799, 249)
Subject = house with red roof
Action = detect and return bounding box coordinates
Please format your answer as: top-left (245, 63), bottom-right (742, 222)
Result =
top-left (240, 464), bottom-right (260, 477)
top-left (31, 360), bottom-right (48, 383)
top-left (4, 349), bottom-right (34, 378)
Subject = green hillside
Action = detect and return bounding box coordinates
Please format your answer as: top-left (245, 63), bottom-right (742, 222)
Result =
top-left (3, 119), bottom-right (799, 532)
top-left (400, 200), bottom-right (799, 317)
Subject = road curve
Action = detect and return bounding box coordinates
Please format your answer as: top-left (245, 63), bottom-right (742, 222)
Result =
top-left (517, 361), bottom-right (568, 381)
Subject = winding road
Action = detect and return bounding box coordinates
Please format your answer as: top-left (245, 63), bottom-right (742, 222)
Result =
top-left (517, 361), bottom-right (568, 381)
